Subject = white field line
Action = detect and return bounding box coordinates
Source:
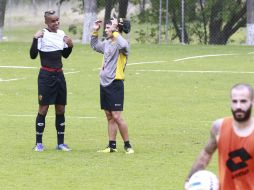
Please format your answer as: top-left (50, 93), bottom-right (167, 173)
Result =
top-left (0, 66), bottom-right (78, 81)
top-left (64, 71), bottom-right (80, 75)
top-left (173, 53), bottom-right (237, 62)
top-left (93, 61), bottom-right (167, 70)
top-left (94, 54), bottom-right (240, 70)
top-left (0, 77), bottom-right (26, 82)
top-left (137, 69), bottom-right (254, 74)
top-left (128, 61), bottom-right (167, 66)
top-left (0, 66), bottom-right (77, 72)
top-left (2, 114), bottom-right (211, 124)
top-left (248, 52), bottom-right (254, 54)
top-left (0, 66), bottom-right (37, 69)
top-left (2, 114), bottom-right (96, 119)
top-left (0, 73), bottom-right (78, 82)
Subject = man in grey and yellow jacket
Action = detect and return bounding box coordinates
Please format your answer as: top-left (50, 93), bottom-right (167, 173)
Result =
top-left (90, 17), bottom-right (134, 154)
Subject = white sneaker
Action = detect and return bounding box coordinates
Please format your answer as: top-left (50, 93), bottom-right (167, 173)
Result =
top-left (56, 144), bottom-right (72, 151)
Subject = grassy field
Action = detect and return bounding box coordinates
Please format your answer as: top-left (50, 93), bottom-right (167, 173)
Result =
top-left (1, 42), bottom-right (254, 190)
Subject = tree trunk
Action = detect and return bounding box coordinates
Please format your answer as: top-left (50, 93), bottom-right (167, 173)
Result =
top-left (199, 0), bottom-right (207, 44)
top-left (0, 0), bottom-right (7, 42)
top-left (139, 0), bottom-right (146, 22)
top-left (32, 0), bottom-right (37, 16)
top-left (158, 0), bottom-right (162, 44)
top-left (170, 9), bottom-right (188, 43)
top-left (82, 0), bottom-right (97, 44)
top-left (47, 0), bottom-right (52, 9)
top-left (220, 4), bottom-right (246, 44)
top-left (171, 10), bottom-right (181, 42)
top-left (209, 1), bottom-right (246, 44)
top-left (140, 0), bottom-right (146, 12)
top-left (57, 0), bottom-right (61, 17)
top-left (247, 0), bottom-right (254, 45)
top-left (118, 0), bottom-right (128, 18)
top-left (208, 0), bottom-right (223, 44)
top-left (165, 0), bottom-right (169, 44)
top-left (103, 0), bottom-right (113, 37)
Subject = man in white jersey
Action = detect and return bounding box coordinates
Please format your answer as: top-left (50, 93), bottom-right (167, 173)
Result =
top-left (30, 10), bottom-right (73, 152)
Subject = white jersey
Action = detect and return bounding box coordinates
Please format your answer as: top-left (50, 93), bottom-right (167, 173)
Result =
top-left (37, 29), bottom-right (68, 52)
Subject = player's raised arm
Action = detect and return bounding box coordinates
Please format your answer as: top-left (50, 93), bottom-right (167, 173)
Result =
top-left (90, 20), bottom-right (105, 54)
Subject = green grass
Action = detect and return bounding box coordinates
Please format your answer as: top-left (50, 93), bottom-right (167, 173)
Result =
top-left (1, 42), bottom-right (254, 189)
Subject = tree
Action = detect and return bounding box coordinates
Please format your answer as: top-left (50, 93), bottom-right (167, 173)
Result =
top-left (62, 0), bottom-right (130, 39)
top-left (56, 0), bottom-right (70, 17)
top-left (139, 0), bottom-right (146, 22)
top-left (146, 0), bottom-right (246, 44)
top-left (171, 7), bottom-right (189, 44)
top-left (32, 0), bottom-right (37, 16)
top-left (171, 0), bottom-right (189, 44)
top-left (103, 0), bottom-right (114, 37)
top-left (118, 0), bottom-right (129, 18)
top-left (82, 0), bottom-right (97, 44)
top-left (187, 0), bottom-right (246, 44)
top-left (247, 0), bottom-right (254, 45)
top-left (102, 0), bottom-right (128, 36)
top-left (0, 0), bottom-right (7, 42)
top-left (208, 0), bottom-right (246, 44)
top-left (138, 0), bottom-right (189, 43)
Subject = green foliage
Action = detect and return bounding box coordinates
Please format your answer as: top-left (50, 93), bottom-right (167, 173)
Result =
top-left (134, 27), bottom-right (158, 44)
top-left (97, 0), bottom-right (118, 9)
top-left (131, 13), bottom-right (159, 44)
top-left (188, 22), bottom-right (206, 44)
top-left (145, 0), bottom-right (246, 44)
top-left (130, 0), bottom-right (140, 5)
top-left (130, 1), bottom-right (163, 44)
top-left (134, 29), bottom-right (146, 43)
top-left (59, 0), bottom-right (70, 4)
top-left (68, 24), bottom-right (78, 35)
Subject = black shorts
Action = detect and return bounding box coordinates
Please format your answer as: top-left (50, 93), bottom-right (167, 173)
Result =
top-left (38, 69), bottom-right (67, 105)
top-left (100, 80), bottom-right (124, 111)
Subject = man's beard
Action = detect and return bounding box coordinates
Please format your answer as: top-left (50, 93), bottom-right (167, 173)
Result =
top-left (232, 105), bottom-right (252, 122)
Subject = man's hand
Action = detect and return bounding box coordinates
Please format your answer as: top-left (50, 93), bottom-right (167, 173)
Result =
top-left (64, 36), bottom-right (73, 48)
top-left (93, 20), bottom-right (102, 31)
top-left (110, 17), bottom-right (118, 32)
top-left (34, 30), bottom-right (44, 39)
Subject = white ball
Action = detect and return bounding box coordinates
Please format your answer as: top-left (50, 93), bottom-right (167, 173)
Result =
top-left (187, 170), bottom-right (219, 190)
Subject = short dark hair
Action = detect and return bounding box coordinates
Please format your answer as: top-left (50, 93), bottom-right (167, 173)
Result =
top-left (231, 83), bottom-right (254, 100)
top-left (105, 19), bottom-right (112, 25)
top-left (44, 10), bottom-right (56, 18)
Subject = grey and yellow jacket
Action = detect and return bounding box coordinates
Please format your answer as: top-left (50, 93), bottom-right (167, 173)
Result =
top-left (90, 31), bottom-right (129, 87)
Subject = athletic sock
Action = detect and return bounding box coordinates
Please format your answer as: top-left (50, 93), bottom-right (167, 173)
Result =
top-left (55, 114), bottom-right (65, 145)
top-left (36, 113), bottom-right (46, 144)
top-left (109, 141), bottom-right (116, 149)
top-left (124, 141), bottom-right (131, 148)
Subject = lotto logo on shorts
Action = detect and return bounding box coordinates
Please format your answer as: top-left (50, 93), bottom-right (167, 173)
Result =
top-left (115, 104), bottom-right (121, 107)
